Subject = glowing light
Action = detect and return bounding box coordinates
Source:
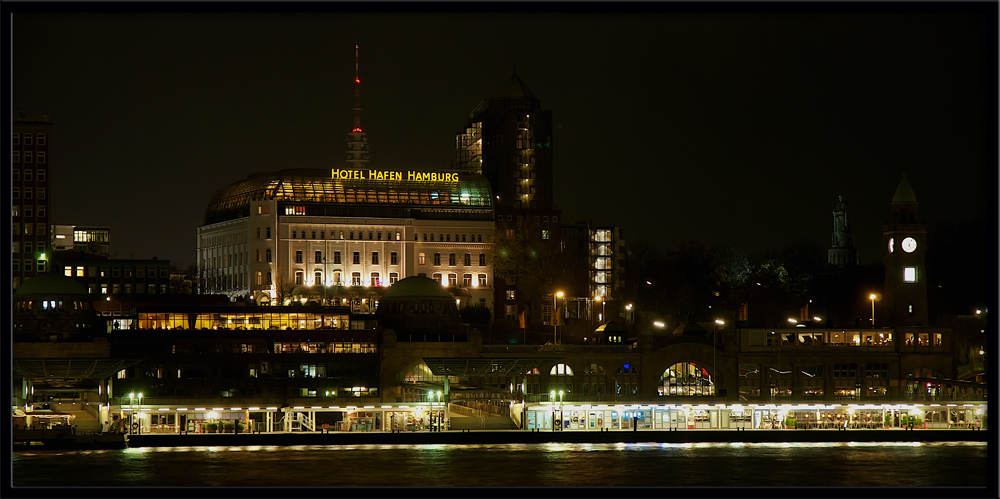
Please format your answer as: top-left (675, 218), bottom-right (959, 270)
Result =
top-left (715, 319), bottom-right (725, 325)
top-left (787, 318), bottom-right (797, 323)
top-left (869, 294), bottom-right (876, 300)
top-left (653, 321), bottom-right (665, 328)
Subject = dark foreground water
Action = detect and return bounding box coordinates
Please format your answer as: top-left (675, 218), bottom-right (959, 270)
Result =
top-left (12, 441), bottom-right (989, 488)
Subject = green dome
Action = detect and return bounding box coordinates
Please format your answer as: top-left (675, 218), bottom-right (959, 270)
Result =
top-left (14, 273), bottom-right (89, 297)
top-left (381, 276), bottom-right (453, 299)
top-left (891, 174), bottom-right (918, 204)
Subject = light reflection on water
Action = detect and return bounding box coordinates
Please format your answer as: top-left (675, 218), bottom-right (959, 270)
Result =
top-left (13, 441), bottom-right (987, 488)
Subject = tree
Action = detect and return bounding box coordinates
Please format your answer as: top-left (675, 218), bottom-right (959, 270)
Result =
top-left (490, 225), bottom-right (564, 322)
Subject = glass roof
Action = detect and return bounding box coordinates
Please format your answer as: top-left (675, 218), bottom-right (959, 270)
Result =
top-left (205, 169), bottom-right (493, 219)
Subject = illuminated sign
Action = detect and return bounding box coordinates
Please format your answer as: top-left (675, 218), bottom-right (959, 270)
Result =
top-left (331, 169), bottom-right (459, 182)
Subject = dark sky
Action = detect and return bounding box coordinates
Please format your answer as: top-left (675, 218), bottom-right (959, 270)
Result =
top-left (11, 7), bottom-right (995, 272)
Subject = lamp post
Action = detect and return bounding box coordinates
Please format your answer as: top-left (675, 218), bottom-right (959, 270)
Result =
top-left (558, 390), bottom-right (565, 431)
top-left (625, 303), bottom-right (633, 325)
top-left (869, 294), bottom-right (876, 327)
top-left (552, 291), bottom-right (563, 344)
top-left (550, 390), bottom-right (557, 431)
top-left (595, 295), bottom-right (605, 324)
top-left (714, 319), bottom-right (724, 402)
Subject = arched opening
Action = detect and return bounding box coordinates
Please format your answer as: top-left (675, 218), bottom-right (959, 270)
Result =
top-left (548, 363), bottom-right (574, 400)
top-left (659, 362), bottom-right (714, 397)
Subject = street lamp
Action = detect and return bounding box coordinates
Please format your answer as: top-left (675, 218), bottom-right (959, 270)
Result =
top-left (870, 294), bottom-right (877, 327)
top-left (558, 390), bottom-right (565, 431)
top-left (553, 291), bottom-right (564, 344)
top-left (550, 390), bottom-right (557, 431)
top-left (625, 303), bottom-right (633, 325)
top-left (595, 296), bottom-right (605, 324)
top-left (714, 320), bottom-right (724, 401)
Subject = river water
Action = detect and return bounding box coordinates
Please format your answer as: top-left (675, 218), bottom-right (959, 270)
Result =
top-left (12, 441), bottom-right (990, 488)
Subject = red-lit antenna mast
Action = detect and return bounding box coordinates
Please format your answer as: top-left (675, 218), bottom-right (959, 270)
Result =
top-left (352, 44), bottom-right (362, 132)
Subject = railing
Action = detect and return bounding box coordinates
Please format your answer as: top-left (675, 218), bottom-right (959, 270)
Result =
top-left (297, 412), bottom-right (315, 432)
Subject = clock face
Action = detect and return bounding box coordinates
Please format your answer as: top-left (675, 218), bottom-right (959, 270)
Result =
top-left (888, 238), bottom-right (894, 253)
top-left (902, 237), bottom-right (917, 253)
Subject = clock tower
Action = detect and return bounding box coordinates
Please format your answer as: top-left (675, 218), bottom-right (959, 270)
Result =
top-left (882, 174), bottom-right (929, 327)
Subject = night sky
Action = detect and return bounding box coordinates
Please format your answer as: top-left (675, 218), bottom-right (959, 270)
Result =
top-left (11, 6), bottom-right (995, 276)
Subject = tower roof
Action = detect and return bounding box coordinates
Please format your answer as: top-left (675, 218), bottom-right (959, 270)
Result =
top-left (891, 174), bottom-right (918, 204)
top-left (14, 273), bottom-right (89, 297)
top-left (491, 73), bottom-right (539, 101)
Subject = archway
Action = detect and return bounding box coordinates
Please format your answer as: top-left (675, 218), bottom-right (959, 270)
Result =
top-left (659, 361), bottom-right (714, 397)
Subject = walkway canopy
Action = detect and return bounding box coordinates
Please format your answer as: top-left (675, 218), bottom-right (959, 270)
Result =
top-left (422, 357), bottom-right (562, 377)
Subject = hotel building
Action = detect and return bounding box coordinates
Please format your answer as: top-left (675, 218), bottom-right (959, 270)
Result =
top-left (197, 168), bottom-right (497, 316)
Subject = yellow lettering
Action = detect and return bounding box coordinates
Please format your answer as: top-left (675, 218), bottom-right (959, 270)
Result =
top-left (408, 171), bottom-right (416, 181)
top-left (421, 173), bottom-right (430, 181)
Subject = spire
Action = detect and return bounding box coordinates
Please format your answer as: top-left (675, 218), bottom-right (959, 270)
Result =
top-left (891, 173), bottom-right (917, 205)
top-left (345, 44), bottom-right (369, 168)
top-left (828, 195), bottom-right (858, 266)
top-left (352, 44), bottom-right (362, 133)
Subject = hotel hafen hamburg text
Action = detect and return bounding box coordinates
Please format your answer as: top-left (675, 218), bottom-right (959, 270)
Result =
top-left (197, 168), bottom-right (495, 311)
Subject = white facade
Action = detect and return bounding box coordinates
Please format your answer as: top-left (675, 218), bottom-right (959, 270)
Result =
top-left (198, 198), bottom-right (495, 317)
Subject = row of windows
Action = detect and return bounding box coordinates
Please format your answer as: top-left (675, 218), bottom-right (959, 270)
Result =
top-left (12, 188), bottom-right (46, 199)
top-left (417, 253), bottom-right (487, 267)
top-left (289, 229), bottom-right (403, 241)
top-left (13, 260), bottom-right (47, 272)
top-left (499, 215), bottom-right (559, 224)
top-left (12, 169), bottom-right (46, 182)
top-left (291, 270), bottom-right (399, 287)
top-left (292, 250), bottom-right (399, 265)
top-left (418, 233), bottom-right (483, 243)
top-left (12, 152), bottom-right (47, 164)
top-left (61, 265), bottom-right (169, 279)
top-left (11, 205), bottom-right (46, 218)
top-left (12, 223), bottom-right (47, 236)
top-left (12, 133), bottom-right (47, 145)
top-left (429, 273), bottom-right (489, 287)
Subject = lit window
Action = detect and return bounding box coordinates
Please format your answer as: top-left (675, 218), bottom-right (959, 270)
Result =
top-left (904, 267), bottom-right (916, 283)
top-left (478, 274), bottom-right (487, 287)
top-left (507, 290), bottom-right (516, 300)
top-left (351, 272), bottom-right (361, 286)
top-left (448, 274), bottom-right (457, 286)
top-left (418, 253), bottom-right (426, 265)
top-left (371, 272), bottom-right (380, 286)
top-left (542, 229), bottom-right (550, 240)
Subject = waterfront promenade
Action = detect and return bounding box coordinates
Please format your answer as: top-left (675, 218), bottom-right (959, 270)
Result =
top-left (125, 428), bottom-right (987, 448)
